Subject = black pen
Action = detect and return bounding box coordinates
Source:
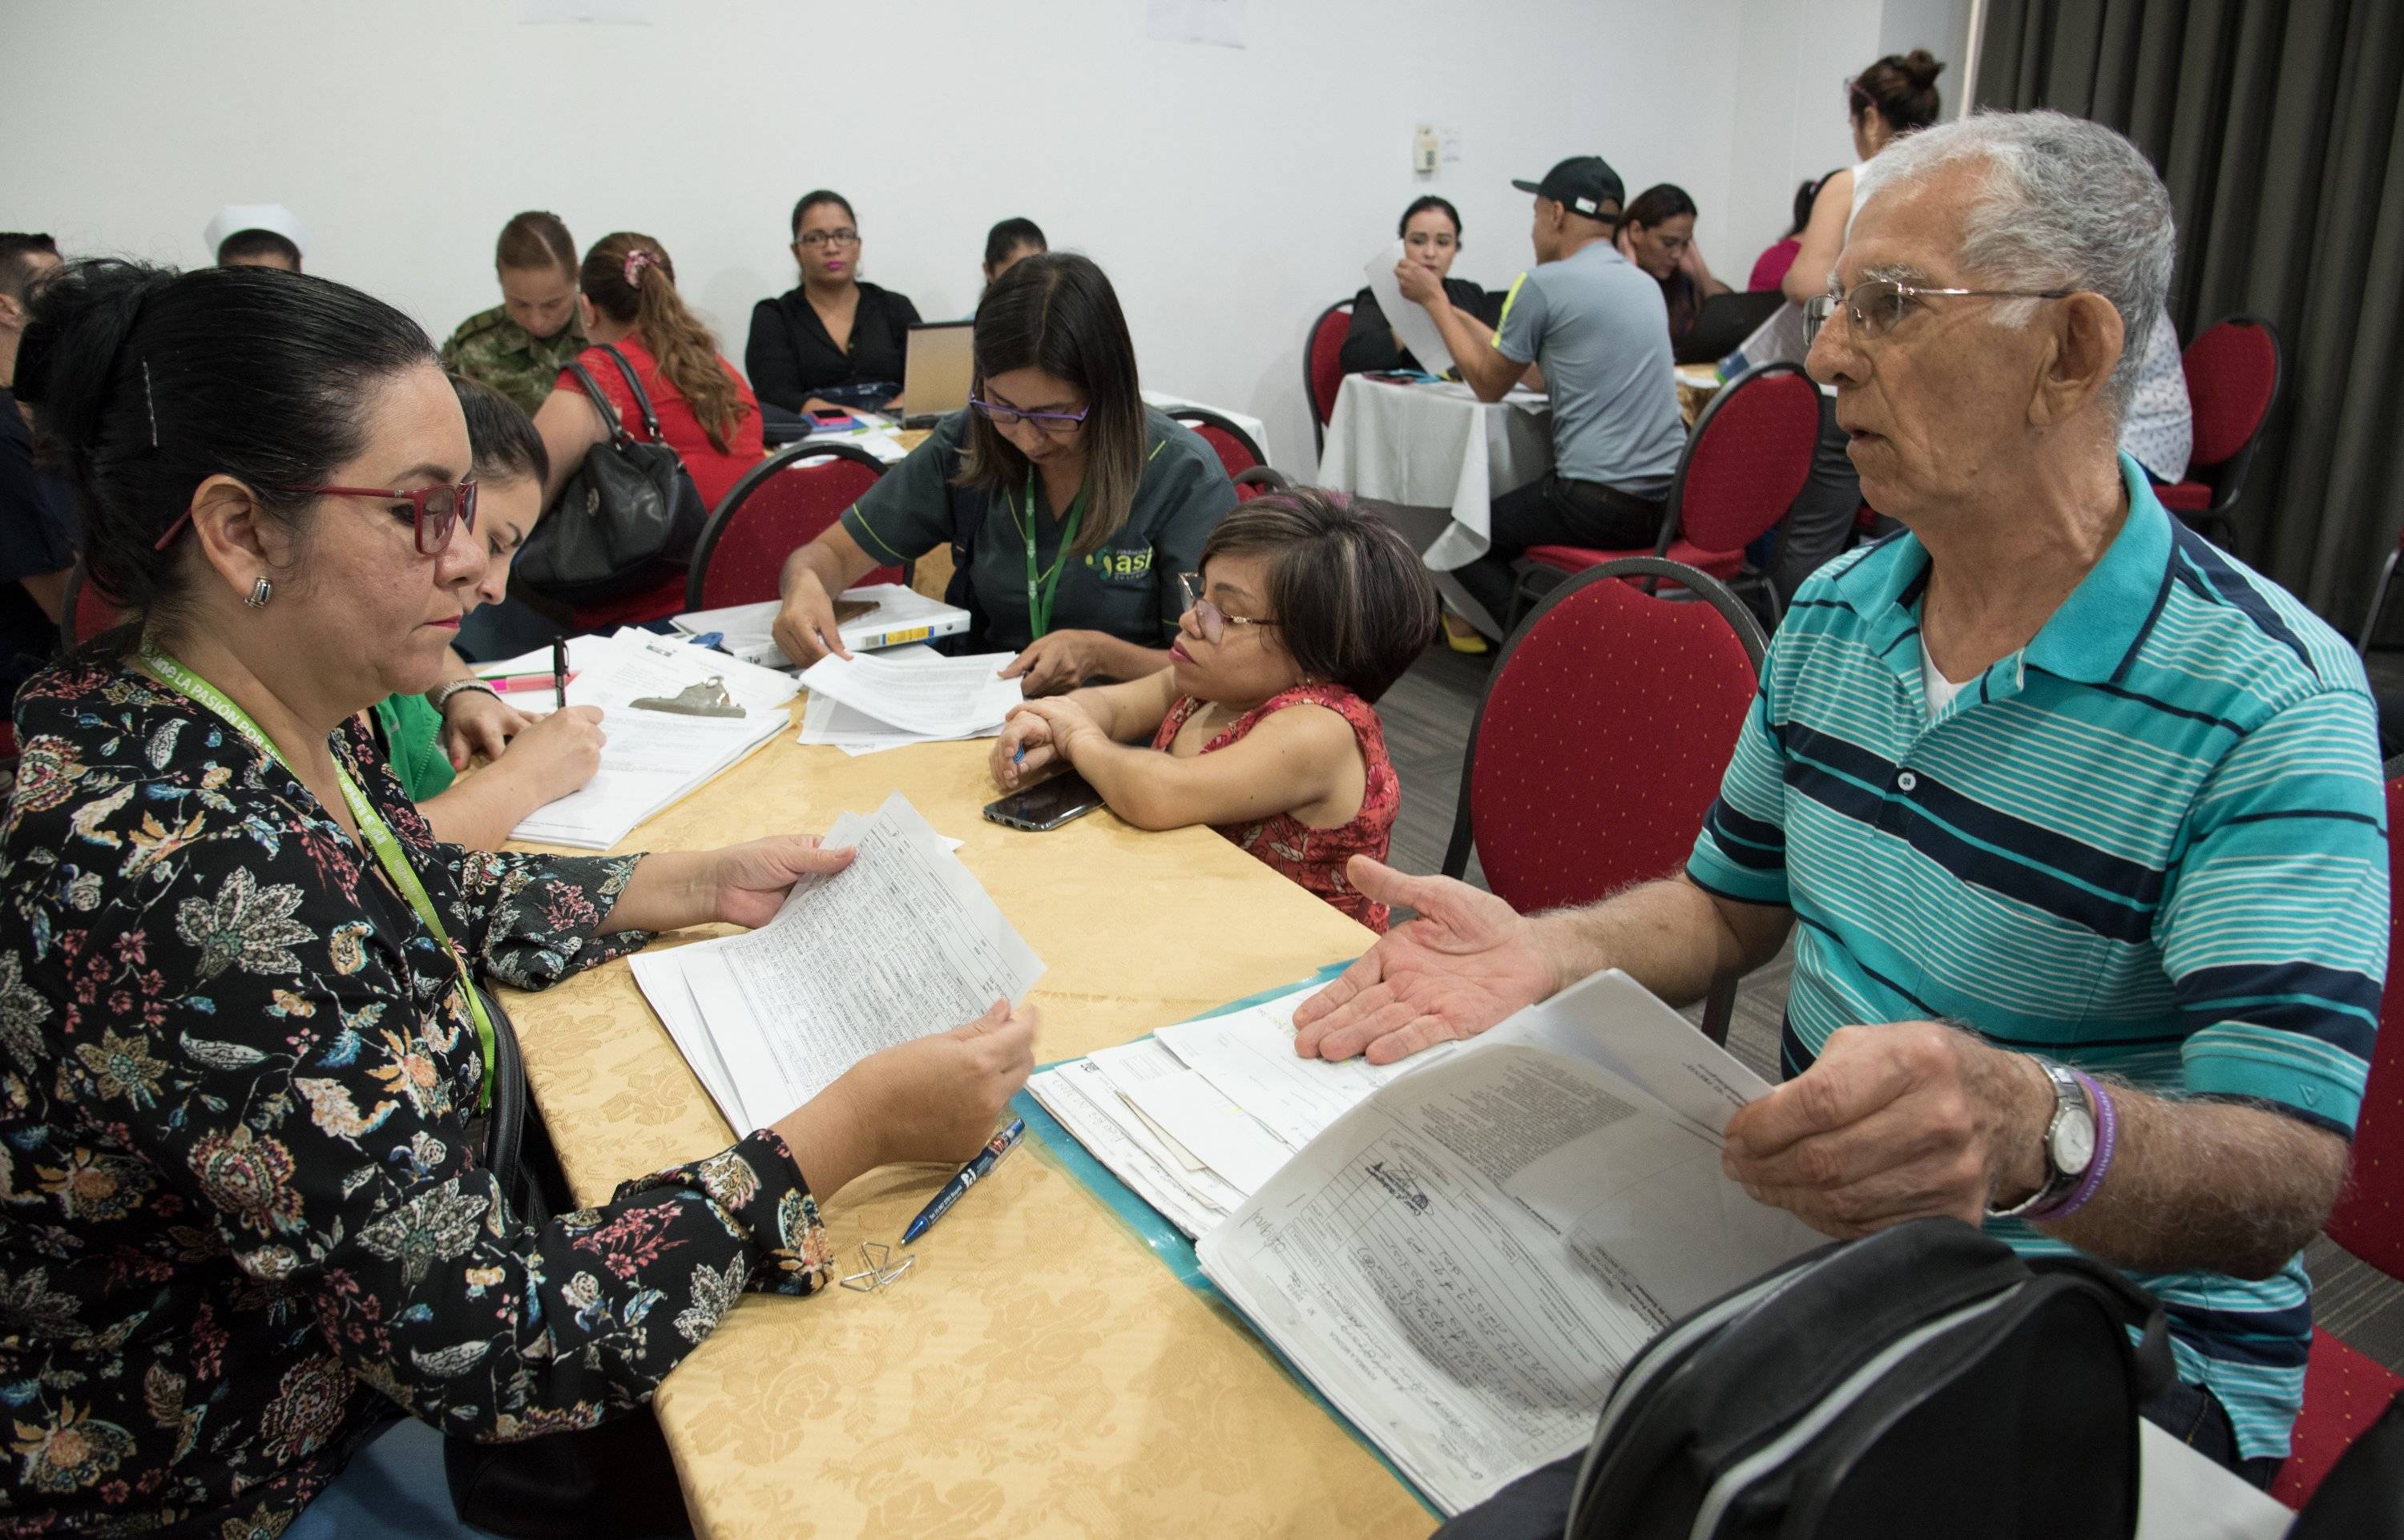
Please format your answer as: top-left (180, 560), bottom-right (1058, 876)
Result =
top-left (551, 639), bottom-right (568, 711)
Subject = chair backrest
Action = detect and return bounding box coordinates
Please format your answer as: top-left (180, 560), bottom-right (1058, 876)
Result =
top-left (1233, 466), bottom-right (1291, 501)
top-left (2183, 316), bottom-right (2281, 472)
top-left (2322, 772), bottom-right (2404, 1280)
top-left (1666, 361), bottom-right (1821, 554)
top-left (1168, 408), bottom-right (1268, 494)
top-left (684, 441), bottom-right (897, 611)
top-left (58, 564), bottom-right (127, 652)
top-left (1305, 299), bottom-right (1353, 449)
top-left (1444, 557), bottom-right (1767, 913)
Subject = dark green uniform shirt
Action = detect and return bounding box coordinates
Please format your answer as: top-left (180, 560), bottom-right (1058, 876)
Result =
top-left (840, 407), bottom-right (1236, 655)
top-left (439, 305), bottom-right (589, 419)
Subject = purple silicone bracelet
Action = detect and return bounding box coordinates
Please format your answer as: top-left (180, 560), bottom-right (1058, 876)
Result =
top-left (2030, 1069), bottom-right (2116, 1222)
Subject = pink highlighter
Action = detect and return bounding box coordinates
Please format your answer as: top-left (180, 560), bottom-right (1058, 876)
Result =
top-left (485, 671), bottom-right (577, 694)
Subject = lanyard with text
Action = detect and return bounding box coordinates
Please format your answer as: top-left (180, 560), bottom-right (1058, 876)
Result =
top-left (139, 644), bottom-right (498, 1112)
top-left (1018, 469), bottom-right (1086, 639)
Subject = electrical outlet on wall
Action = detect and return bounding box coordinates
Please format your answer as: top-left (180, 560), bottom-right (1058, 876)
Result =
top-left (1440, 126), bottom-right (1462, 163)
top-left (1414, 124), bottom-right (1438, 175)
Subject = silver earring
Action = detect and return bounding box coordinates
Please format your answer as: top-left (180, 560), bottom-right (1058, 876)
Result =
top-left (244, 576), bottom-right (272, 609)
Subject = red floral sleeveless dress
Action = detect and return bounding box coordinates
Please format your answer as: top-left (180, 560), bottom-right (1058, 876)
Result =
top-left (1149, 683), bottom-right (1402, 931)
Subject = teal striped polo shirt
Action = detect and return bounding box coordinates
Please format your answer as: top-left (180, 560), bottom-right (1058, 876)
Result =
top-left (1687, 456), bottom-right (2388, 1460)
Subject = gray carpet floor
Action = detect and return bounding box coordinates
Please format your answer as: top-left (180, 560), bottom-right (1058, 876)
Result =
top-left (1377, 638), bottom-right (2404, 1374)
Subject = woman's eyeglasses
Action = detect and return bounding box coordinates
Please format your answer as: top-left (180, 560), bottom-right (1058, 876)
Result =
top-left (970, 396), bottom-right (1091, 435)
top-left (1803, 278), bottom-right (2074, 348)
top-left (152, 482), bottom-right (478, 555)
top-left (796, 228), bottom-right (861, 248)
top-left (1176, 571), bottom-right (1280, 644)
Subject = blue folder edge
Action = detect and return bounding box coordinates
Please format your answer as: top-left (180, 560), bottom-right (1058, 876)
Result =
top-left (1006, 963), bottom-right (1445, 1520)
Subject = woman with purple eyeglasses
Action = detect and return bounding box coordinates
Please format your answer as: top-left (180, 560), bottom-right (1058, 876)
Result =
top-left (772, 252), bottom-right (1236, 695)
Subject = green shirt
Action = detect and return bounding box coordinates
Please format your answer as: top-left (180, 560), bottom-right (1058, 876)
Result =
top-left (439, 304), bottom-right (589, 418)
top-left (370, 691), bottom-right (455, 801)
top-left (840, 406), bottom-right (1236, 655)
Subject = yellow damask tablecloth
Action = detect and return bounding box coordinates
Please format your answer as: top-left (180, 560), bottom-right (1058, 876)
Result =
top-left (501, 716), bottom-right (1436, 1538)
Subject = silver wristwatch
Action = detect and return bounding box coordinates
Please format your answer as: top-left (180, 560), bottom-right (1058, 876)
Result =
top-left (426, 678), bottom-right (500, 716)
top-left (1986, 1055), bottom-right (2095, 1219)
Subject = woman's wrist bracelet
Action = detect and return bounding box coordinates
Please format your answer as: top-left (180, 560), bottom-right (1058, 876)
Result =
top-left (427, 678), bottom-right (500, 716)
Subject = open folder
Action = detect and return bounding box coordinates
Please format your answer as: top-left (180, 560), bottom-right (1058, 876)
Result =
top-left (1034, 971), bottom-right (1817, 1516)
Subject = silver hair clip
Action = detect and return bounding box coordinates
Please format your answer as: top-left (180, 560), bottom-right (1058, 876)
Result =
top-left (142, 360), bottom-right (159, 449)
top-left (837, 1241), bottom-right (914, 1293)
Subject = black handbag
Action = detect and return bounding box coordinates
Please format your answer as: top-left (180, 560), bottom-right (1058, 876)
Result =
top-left (1438, 1218), bottom-right (2174, 1540)
top-left (514, 344), bottom-right (709, 605)
top-left (442, 989), bottom-right (695, 1540)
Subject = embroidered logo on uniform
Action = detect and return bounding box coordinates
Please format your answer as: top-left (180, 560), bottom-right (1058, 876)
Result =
top-left (1087, 548), bottom-right (1153, 583)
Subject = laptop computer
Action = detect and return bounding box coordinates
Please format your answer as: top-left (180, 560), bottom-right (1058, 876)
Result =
top-left (1676, 291), bottom-right (1788, 365)
top-left (895, 320), bottom-right (975, 428)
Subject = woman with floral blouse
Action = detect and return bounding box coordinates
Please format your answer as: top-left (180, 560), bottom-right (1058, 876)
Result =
top-left (0, 260), bottom-right (1036, 1538)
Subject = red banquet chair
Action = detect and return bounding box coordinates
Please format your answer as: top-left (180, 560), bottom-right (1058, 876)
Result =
top-left (1165, 407), bottom-right (1274, 499)
top-left (1442, 557), bottom-right (1768, 1044)
top-left (1304, 299), bottom-right (1353, 456)
top-left (684, 441), bottom-right (903, 612)
top-left (2154, 316), bottom-right (2281, 549)
top-left (58, 563), bottom-right (127, 651)
top-left (1511, 361), bottom-right (1820, 632)
top-left (2269, 771), bottom-right (2404, 1508)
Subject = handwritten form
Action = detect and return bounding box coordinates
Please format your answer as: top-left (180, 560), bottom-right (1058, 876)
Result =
top-left (631, 792), bottom-right (1042, 1133)
top-left (1194, 971), bottom-right (1818, 1515)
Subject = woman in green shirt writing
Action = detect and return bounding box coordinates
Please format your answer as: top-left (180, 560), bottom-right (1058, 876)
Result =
top-left (770, 253), bottom-right (1236, 695)
top-left (369, 375), bottom-right (604, 845)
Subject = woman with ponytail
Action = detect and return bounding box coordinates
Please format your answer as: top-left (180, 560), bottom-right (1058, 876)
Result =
top-left (532, 231), bottom-right (764, 512)
top-left (1, 260), bottom-right (1032, 1537)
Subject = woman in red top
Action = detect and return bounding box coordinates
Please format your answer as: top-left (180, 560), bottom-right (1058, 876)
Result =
top-left (990, 489), bottom-right (1438, 930)
top-left (534, 231), bottom-right (764, 512)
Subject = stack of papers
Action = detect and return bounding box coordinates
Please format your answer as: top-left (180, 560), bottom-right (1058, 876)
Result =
top-left (796, 650), bottom-right (1021, 752)
top-left (1027, 989), bottom-right (1451, 1239)
top-left (631, 792), bottom-right (1043, 1133)
top-left (672, 583), bottom-right (971, 667)
top-left (491, 631), bottom-right (798, 849)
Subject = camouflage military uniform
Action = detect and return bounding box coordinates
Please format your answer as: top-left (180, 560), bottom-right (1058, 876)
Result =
top-left (439, 305), bottom-right (588, 417)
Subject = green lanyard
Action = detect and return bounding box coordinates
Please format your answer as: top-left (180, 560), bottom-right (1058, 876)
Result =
top-left (140, 643), bottom-right (497, 1111)
top-left (1018, 469), bottom-right (1085, 639)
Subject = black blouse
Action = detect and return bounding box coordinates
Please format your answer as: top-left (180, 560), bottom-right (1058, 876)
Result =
top-left (743, 281), bottom-right (922, 412)
top-left (1340, 278), bottom-right (1501, 376)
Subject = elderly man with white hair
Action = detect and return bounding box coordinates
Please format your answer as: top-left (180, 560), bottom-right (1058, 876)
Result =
top-left (1290, 109), bottom-right (2386, 1483)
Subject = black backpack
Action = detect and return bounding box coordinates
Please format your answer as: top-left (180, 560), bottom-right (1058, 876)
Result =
top-left (514, 344), bottom-right (710, 605)
top-left (1440, 1218), bottom-right (2172, 1540)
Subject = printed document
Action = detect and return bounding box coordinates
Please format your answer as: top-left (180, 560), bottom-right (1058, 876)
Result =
top-left (797, 651), bottom-right (1021, 738)
top-left (1195, 971), bottom-right (1818, 1514)
top-left (633, 792), bottom-right (1043, 1132)
top-left (675, 584), bottom-right (970, 667)
top-left (1364, 241), bottom-right (1458, 376)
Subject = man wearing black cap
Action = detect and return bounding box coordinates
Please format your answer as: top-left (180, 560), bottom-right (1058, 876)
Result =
top-left (1396, 155), bottom-right (1686, 635)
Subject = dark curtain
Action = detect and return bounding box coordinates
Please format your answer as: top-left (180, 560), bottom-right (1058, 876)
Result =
top-left (1975, 0), bottom-right (2404, 636)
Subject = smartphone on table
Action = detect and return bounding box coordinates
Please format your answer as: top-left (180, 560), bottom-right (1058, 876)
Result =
top-left (982, 772), bottom-right (1105, 832)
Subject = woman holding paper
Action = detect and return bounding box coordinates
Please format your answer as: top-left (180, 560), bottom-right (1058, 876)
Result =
top-left (1340, 196), bottom-right (1501, 377)
top-left (770, 253), bottom-right (1237, 695)
top-left (1, 260), bottom-right (1036, 1540)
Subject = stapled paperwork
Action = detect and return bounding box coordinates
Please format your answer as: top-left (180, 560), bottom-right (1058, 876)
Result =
top-left (631, 792), bottom-right (1042, 1133)
top-left (1192, 971), bottom-right (1819, 1515)
top-left (1364, 241), bottom-right (1458, 377)
top-left (673, 584), bottom-right (971, 667)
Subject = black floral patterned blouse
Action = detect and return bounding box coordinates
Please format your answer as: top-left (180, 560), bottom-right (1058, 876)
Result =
top-left (0, 661), bottom-right (833, 1537)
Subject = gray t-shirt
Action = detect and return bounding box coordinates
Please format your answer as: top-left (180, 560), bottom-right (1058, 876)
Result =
top-left (1494, 240), bottom-right (1685, 496)
top-left (840, 405), bottom-right (1235, 654)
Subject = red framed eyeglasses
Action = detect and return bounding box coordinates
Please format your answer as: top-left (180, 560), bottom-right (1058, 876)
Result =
top-left (153, 482), bottom-right (479, 555)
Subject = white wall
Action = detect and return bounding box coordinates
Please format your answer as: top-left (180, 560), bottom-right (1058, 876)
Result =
top-left (5, 0), bottom-right (1774, 474)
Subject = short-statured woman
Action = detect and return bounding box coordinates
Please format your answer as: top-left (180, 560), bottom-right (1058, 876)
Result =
top-left (744, 190), bottom-right (922, 414)
top-left (438, 210), bottom-right (587, 417)
top-left (1340, 196), bottom-right (1500, 376)
top-left (534, 232), bottom-right (764, 513)
top-left (772, 253), bottom-right (1237, 695)
top-left (1, 260), bottom-right (1034, 1538)
top-left (373, 374), bottom-right (606, 848)
top-left (1615, 183), bottom-right (1730, 342)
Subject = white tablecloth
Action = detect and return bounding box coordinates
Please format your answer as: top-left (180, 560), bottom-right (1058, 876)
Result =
top-left (1143, 389), bottom-right (1276, 470)
top-left (1317, 373), bottom-right (1552, 570)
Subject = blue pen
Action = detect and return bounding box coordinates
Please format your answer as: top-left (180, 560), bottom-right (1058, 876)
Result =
top-left (900, 1118), bottom-right (1025, 1244)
